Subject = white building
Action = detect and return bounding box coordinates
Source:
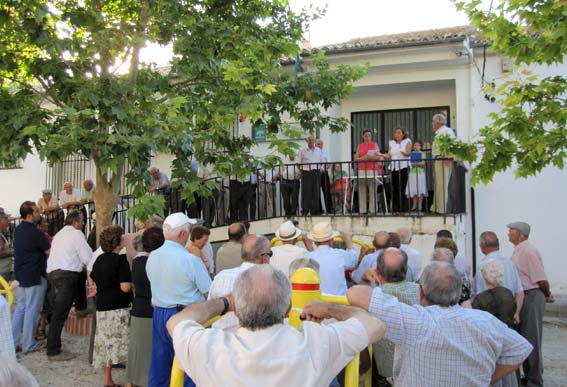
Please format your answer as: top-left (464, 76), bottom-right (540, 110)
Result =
top-left (1, 26), bottom-right (565, 293)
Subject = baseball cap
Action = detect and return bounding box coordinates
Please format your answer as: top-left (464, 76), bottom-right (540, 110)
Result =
top-left (164, 212), bottom-right (197, 229)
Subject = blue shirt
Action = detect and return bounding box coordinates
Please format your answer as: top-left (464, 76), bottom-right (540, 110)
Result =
top-left (146, 240), bottom-right (211, 308)
top-left (474, 250), bottom-right (524, 296)
top-left (13, 221), bottom-right (50, 287)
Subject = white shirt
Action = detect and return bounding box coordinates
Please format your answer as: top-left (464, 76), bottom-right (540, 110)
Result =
top-left (59, 188), bottom-right (81, 205)
top-left (455, 252), bottom-right (472, 281)
top-left (307, 246), bottom-right (357, 295)
top-left (299, 146), bottom-right (322, 171)
top-left (173, 318), bottom-right (368, 387)
top-left (208, 262), bottom-right (256, 329)
top-left (0, 296), bottom-right (15, 359)
top-left (388, 138), bottom-right (412, 171)
top-left (474, 250), bottom-right (524, 295)
top-left (432, 125), bottom-right (456, 156)
top-left (369, 287), bottom-right (532, 387)
top-left (47, 226), bottom-right (93, 273)
top-left (87, 246), bottom-right (104, 272)
top-left (270, 244), bottom-right (308, 276)
top-left (400, 244), bottom-right (422, 282)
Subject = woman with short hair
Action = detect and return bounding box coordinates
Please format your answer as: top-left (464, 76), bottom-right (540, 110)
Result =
top-left (91, 225), bottom-right (132, 387)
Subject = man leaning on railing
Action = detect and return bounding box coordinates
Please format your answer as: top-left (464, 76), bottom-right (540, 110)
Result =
top-left (167, 264), bottom-right (385, 386)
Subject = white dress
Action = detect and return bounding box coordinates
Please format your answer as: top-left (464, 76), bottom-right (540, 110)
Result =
top-left (406, 152), bottom-right (427, 197)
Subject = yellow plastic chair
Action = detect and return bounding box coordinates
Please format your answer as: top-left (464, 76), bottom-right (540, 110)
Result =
top-left (271, 235), bottom-right (368, 250)
top-left (0, 275), bottom-right (14, 306)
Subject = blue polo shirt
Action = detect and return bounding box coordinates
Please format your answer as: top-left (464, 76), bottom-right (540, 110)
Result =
top-left (13, 221), bottom-right (51, 287)
top-left (146, 240), bottom-right (211, 308)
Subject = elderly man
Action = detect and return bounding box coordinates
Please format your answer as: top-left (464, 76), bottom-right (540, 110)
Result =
top-left (148, 166), bottom-right (170, 193)
top-left (299, 135), bottom-right (322, 215)
top-left (37, 189), bottom-right (62, 236)
top-left (431, 247), bottom-right (472, 307)
top-left (215, 222), bottom-right (247, 274)
top-left (475, 231), bottom-right (524, 324)
top-left (306, 222), bottom-right (357, 295)
top-left (348, 259), bottom-right (533, 386)
top-left (12, 202), bottom-right (50, 354)
top-left (277, 154), bottom-right (301, 216)
top-left (208, 234), bottom-right (271, 329)
top-left (316, 138), bottom-right (334, 214)
top-left (46, 210), bottom-right (92, 361)
top-left (270, 221), bottom-right (313, 275)
top-left (436, 229), bottom-right (472, 280)
top-left (168, 264), bottom-right (386, 386)
top-left (351, 231), bottom-right (392, 284)
top-left (0, 209), bottom-right (13, 281)
top-left (59, 182), bottom-right (82, 211)
top-left (360, 248), bottom-right (420, 384)
top-left (398, 227), bottom-right (421, 282)
top-left (80, 179), bottom-right (95, 204)
top-left (146, 213), bottom-right (211, 387)
top-left (430, 113), bottom-right (456, 214)
top-left (508, 221), bottom-right (552, 387)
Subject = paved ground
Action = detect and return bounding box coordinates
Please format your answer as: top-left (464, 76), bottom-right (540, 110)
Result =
top-left (19, 316), bottom-right (567, 386)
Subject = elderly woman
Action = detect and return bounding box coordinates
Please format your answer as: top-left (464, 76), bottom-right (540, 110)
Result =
top-left (186, 225), bottom-right (212, 274)
top-left (472, 259), bottom-right (517, 387)
top-left (126, 227), bottom-right (164, 387)
top-left (90, 225), bottom-right (132, 387)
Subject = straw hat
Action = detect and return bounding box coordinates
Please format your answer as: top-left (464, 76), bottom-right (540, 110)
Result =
top-left (275, 220), bottom-right (302, 241)
top-left (308, 222), bottom-right (339, 242)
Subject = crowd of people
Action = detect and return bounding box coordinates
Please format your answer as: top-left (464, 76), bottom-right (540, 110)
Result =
top-left (0, 196), bottom-right (555, 387)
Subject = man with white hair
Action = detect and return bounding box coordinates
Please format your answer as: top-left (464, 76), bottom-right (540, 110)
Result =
top-left (148, 166), bottom-right (170, 193)
top-left (59, 182), bottom-right (82, 211)
top-left (348, 259), bottom-right (533, 387)
top-left (508, 221), bottom-right (552, 387)
top-left (397, 227), bottom-right (421, 282)
top-left (299, 135), bottom-right (322, 215)
top-left (475, 231), bottom-right (524, 324)
top-left (270, 220), bottom-right (310, 275)
top-left (207, 234), bottom-right (272, 330)
top-left (168, 264), bottom-right (386, 386)
top-left (430, 113), bottom-right (455, 214)
top-left (146, 213), bottom-right (211, 387)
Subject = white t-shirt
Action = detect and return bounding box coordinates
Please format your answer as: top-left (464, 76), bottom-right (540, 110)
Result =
top-left (270, 244), bottom-right (308, 276)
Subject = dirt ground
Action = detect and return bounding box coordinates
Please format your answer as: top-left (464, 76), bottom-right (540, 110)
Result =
top-left (18, 317), bottom-right (567, 386)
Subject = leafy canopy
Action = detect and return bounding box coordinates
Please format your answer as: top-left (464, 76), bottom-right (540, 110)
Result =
top-left (0, 0), bottom-right (367, 221)
top-left (445, 0), bottom-right (567, 184)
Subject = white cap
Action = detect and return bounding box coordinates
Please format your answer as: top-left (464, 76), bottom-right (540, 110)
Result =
top-left (164, 212), bottom-right (196, 229)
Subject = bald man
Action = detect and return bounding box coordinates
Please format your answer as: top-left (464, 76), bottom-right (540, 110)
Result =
top-left (351, 231), bottom-right (390, 284)
top-left (215, 223), bottom-right (247, 274)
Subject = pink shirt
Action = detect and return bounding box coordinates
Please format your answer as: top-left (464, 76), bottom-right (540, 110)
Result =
top-left (357, 141), bottom-right (383, 174)
top-left (510, 240), bottom-right (547, 291)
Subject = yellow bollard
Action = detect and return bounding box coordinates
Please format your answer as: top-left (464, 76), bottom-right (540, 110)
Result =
top-left (289, 267), bottom-right (322, 328)
top-left (0, 275), bottom-right (13, 306)
top-left (170, 315), bottom-right (221, 387)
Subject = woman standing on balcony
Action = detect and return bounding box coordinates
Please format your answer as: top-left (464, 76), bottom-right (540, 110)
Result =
top-left (354, 129), bottom-right (384, 214)
top-left (387, 127), bottom-right (412, 213)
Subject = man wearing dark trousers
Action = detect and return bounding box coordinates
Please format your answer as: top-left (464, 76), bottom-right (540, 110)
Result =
top-left (279, 156), bottom-right (301, 216)
top-left (300, 136), bottom-right (322, 215)
top-left (46, 210), bottom-right (92, 361)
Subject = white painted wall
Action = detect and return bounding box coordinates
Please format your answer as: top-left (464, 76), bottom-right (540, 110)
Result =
top-left (0, 151), bottom-right (46, 215)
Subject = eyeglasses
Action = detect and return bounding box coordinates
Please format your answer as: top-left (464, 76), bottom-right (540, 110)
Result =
top-left (260, 250), bottom-right (273, 258)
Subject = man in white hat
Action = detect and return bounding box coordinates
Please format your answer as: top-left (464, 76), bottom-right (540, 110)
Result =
top-left (270, 221), bottom-right (313, 275)
top-left (306, 222), bottom-right (358, 295)
top-left (507, 221), bottom-right (553, 387)
top-left (146, 212), bottom-right (211, 387)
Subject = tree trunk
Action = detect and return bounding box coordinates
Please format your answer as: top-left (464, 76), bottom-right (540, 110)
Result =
top-left (92, 163), bottom-right (121, 244)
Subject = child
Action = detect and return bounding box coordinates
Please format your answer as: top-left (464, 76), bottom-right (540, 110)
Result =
top-left (331, 163), bottom-right (350, 213)
top-left (406, 140), bottom-right (428, 211)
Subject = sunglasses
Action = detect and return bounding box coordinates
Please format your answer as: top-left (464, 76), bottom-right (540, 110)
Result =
top-left (261, 250), bottom-right (273, 258)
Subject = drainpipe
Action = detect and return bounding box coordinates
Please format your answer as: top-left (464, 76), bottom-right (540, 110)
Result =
top-left (470, 186), bottom-right (477, 276)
